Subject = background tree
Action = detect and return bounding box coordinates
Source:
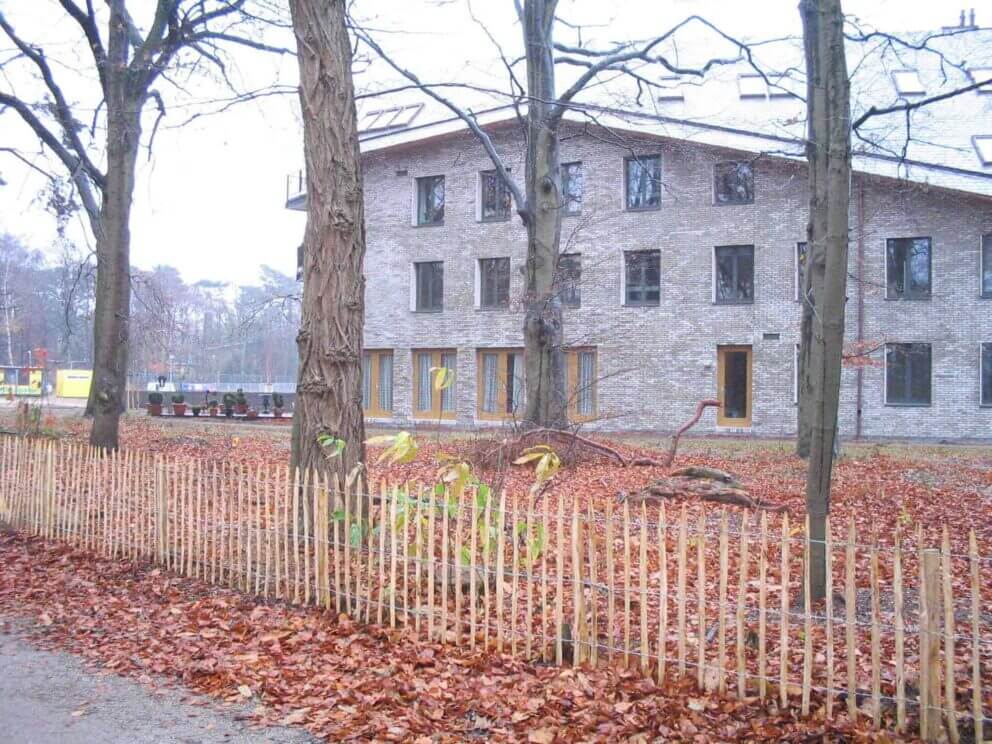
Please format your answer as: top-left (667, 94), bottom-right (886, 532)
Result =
top-left (0, 1), bottom-right (289, 449)
top-left (288, 0), bottom-right (367, 485)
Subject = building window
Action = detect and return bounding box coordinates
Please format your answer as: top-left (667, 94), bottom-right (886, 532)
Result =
top-left (983, 234), bottom-right (992, 298)
top-left (738, 74), bottom-right (767, 98)
top-left (362, 350), bottom-right (393, 417)
top-left (715, 245), bottom-right (755, 304)
top-left (624, 155), bottom-right (661, 210)
top-left (975, 136), bottom-right (992, 167)
top-left (567, 347), bottom-right (597, 420)
top-left (886, 343), bottom-right (932, 406)
top-left (624, 250), bottom-right (661, 306)
top-left (561, 161), bottom-right (583, 215)
top-left (416, 175), bottom-right (445, 225)
top-left (413, 349), bottom-right (456, 419)
top-left (558, 253), bottom-right (581, 308)
top-left (886, 237), bottom-right (931, 299)
top-left (480, 170), bottom-right (511, 221)
top-left (796, 241), bottom-right (808, 302)
top-left (477, 348), bottom-right (524, 420)
top-left (478, 257), bottom-right (510, 309)
top-left (714, 161), bottom-right (754, 205)
top-left (414, 261), bottom-right (443, 312)
top-left (982, 344), bottom-right (992, 406)
top-left (892, 69), bottom-right (925, 96)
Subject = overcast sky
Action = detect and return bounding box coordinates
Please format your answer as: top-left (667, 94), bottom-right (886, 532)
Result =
top-left (0, 0), bottom-right (968, 286)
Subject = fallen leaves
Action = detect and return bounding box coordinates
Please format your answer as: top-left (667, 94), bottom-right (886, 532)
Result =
top-left (0, 532), bottom-right (887, 742)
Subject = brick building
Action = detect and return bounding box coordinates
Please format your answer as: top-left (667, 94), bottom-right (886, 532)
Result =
top-left (286, 37), bottom-right (992, 440)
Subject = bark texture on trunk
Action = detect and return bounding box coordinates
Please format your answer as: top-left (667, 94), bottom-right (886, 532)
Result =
top-left (89, 1), bottom-right (140, 450)
top-left (522, 0), bottom-right (567, 429)
top-left (800, 0), bottom-right (851, 600)
top-left (289, 0), bottom-right (367, 496)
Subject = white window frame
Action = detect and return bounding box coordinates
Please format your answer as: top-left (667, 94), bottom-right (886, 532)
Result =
top-left (981, 343), bottom-right (992, 407)
top-left (737, 73), bottom-right (767, 98)
top-left (973, 136), bottom-right (992, 167)
top-left (982, 233), bottom-right (992, 298)
top-left (885, 236), bottom-right (933, 300)
top-left (621, 154), bottom-right (662, 212)
top-left (657, 75), bottom-right (684, 101)
top-left (712, 244), bottom-right (756, 305)
top-left (892, 69), bottom-right (925, 96)
top-left (970, 68), bottom-right (992, 94)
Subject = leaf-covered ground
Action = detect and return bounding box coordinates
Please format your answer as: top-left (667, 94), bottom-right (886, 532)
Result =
top-left (0, 531), bottom-right (889, 742)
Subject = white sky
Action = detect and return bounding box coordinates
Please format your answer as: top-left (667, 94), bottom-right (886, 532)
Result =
top-left (0, 0), bottom-right (968, 286)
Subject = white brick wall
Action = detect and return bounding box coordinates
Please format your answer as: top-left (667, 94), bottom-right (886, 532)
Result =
top-left (358, 123), bottom-right (992, 439)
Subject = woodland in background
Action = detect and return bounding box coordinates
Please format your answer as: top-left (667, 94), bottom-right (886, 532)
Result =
top-left (0, 233), bottom-right (299, 384)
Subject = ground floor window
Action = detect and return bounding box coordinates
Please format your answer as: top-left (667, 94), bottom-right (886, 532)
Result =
top-left (362, 350), bottom-right (393, 417)
top-left (476, 348), bottom-right (524, 420)
top-left (982, 343), bottom-right (992, 406)
top-left (886, 343), bottom-right (931, 406)
top-left (567, 347), bottom-right (597, 420)
top-left (413, 349), bottom-right (456, 419)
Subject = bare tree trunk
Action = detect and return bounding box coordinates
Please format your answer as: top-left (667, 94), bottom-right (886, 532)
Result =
top-left (522, 0), bottom-right (568, 429)
top-left (89, 2), bottom-right (139, 450)
top-left (289, 0), bottom-right (367, 497)
top-left (0, 256), bottom-right (14, 367)
top-left (800, 0), bottom-right (851, 601)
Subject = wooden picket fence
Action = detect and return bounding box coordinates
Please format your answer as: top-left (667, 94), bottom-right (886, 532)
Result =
top-left (0, 433), bottom-right (988, 742)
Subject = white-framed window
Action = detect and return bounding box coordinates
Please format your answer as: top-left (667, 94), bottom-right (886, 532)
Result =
top-left (738, 73), bottom-right (767, 98)
top-left (714, 161), bottom-right (754, 205)
top-left (974, 136), bottom-right (992, 167)
top-left (413, 261), bottom-right (443, 312)
top-left (414, 175), bottom-right (445, 225)
top-left (479, 170), bottom-right (512, 222)
top-left (623, 250), bottom-right (661, 306)
top-left (892, 69), bottom-right (925, 96)
top-left (561, 161), bottom-right (583, 215)
top-left (886, 237), bottom-right (932, 300)
top-left (969, 68), bottom-right (992, 93)
top-left (657, 75), bottom-right (684, 101)
top-left (982, 233), bottom-right (992, 298)
top-left (713, 245), bottom-right (755, 304)
top-left (982, 343), bottom-right (992, 406)
top-left (885, 343), bottom-right (932, 406)
top-left (557, 253), bottom-right (581, 308)
top-left (477, 257), bottom-right (510, 309)
top-left (623, 155), bottom-right (661, 210)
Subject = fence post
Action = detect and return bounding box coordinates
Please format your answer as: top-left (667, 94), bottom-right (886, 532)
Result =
top-left (919, 548), bottom-right (942, 743)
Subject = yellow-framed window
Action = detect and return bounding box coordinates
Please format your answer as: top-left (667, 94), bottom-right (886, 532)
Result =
top-left (362, 350), bottom-right (393, 417)
top-left (412, 348), bottom-right (456, 419)
top-left (476, 348), bottom-right (525, 420)
top-left (567, 347), bottom-right (597, 421)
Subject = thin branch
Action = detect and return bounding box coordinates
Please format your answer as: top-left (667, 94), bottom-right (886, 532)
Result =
top-left (852, 76), bottom-right (992, 130)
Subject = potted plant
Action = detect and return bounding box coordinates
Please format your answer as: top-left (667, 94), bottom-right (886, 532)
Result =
top-left (223, 392), bottom-right (236, 417)
top-left (171, 394), bottom-right (187, 417)
top-left (245, 407), bottom-right (259, 420)
top-left (208, 399), bottom-right (219, 417)
top-left (147, 391), bottom-right (163, 416)
top-left (234, 388), bottom-right (248, 415)
top-left (191, 405), bottom-right (202, 417)
top-left (272, 393), bottom-right (284, 419)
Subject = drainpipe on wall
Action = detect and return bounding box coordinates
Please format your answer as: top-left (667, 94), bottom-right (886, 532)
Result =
top-left (855, 176), bottom-right (865, 440)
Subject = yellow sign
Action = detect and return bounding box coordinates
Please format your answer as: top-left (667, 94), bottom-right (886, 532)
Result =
top-left (56, 369), bottom-right (92, 398)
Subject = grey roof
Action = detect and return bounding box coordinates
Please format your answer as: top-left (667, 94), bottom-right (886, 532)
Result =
top-left (354, 25), bottom-right (992, 198)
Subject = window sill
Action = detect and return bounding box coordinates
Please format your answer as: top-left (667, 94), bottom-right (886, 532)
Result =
top-left (884, 295), bottom-right (932, 301)
top-left (981, 294), bottom-right (992, 300)
top-left (413, 221), bottom-right (445, 228)
top-left (623, 302), bottom-right (661, 308)
top-left (479, 217), bottom-right (511, 224)
top-left (624, 205), bottom-right (661, 213)
top-left (713, 200), bottom-right (755, 207)
top-left (884, 402), bottom-right (932, 408)
top-left (475, 305), bottom-right (510, 312)
top-left (713, 300), bottom-right (755, 306)
top-left (412, 308), bottom-right (443, 314)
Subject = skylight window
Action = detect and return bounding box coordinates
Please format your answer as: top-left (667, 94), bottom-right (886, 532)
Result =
top-left (969, 68), bottom-right (992, 93)
top-left (657, 75), bottom-right (684, 101)
top-left (974, 136), bottom-right (992, 166)
top-left (892, 70), bottom-right (926, 96)
top-left (738, 74), bottom-right (767, 98)
top-left (359, 104), bottom-right (423, 133)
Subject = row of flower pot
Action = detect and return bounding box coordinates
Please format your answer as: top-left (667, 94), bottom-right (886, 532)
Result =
top-left (146, 390), bottom-right (287, 419)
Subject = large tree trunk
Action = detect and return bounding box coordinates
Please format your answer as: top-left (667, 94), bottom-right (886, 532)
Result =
top-left (89, 3), bottom-right (139, 450)
top-left (522, 0), bottom-right (568, 429)
top-left (289, 0), bottom-right (367, 498)
top-left (800, 0), bottom-right (851, 601)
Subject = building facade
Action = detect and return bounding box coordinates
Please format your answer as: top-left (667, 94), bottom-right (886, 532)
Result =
top-left (287, 51), bottom-right (992, 440)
